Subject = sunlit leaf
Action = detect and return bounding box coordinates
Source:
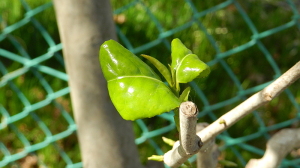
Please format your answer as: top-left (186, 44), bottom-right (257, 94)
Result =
top-left (148, 155), bottom-right (163, 162)
top-left (162, 137), bottom-right (176, 146)
top-left (171, 38), bottom-right (210, 84)
top-left (171, 38), bottom-right (192, 71)
top-left (99, 40), bottom-right (180, 120)
top-left (176, 54), bottom-right (210, 83)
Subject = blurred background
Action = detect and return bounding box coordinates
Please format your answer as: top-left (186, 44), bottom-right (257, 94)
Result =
top-left (1, 0), bottom-right (300, 167)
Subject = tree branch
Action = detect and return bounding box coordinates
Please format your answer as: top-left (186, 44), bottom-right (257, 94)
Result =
top-left (164, 61), bottom-right (300, 167)
top-left (198, 61), bottom-right (300, 146)
top-left (180, 101), bottom-right (202, 155)
top-left (164, 102), bottom-right (202, 167)
top-left (245, 128), bottom-right (300, 168)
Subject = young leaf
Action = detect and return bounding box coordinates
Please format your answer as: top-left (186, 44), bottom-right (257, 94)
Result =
top-left (176, 54), bottom-right (210, 83)
top-left (99, 40), bottom-right (181, 120)
top-left (179, 87), bottom-right (191, 102)
top-left (162, 137), bottom-right (176, 146)
top-left (141, 54), bottom-right (173, 87)
top-left (148, 155), bottom-right (163, 162)
top-left (171, 38), bottom-right (210, 84)
top-left (171, 38), bottom-right (192, 71)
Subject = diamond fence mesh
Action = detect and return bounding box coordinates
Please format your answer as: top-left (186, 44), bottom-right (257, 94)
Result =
top-left (1, 0), bottom-right (300, 167)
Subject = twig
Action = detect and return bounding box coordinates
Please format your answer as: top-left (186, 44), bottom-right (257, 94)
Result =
top-left (164, 61), bottom-right (300, 166)
top-left (198, 61), bottom-right (300, 146)
top-left (180, 101), bottom-right (202, 154)
top-left (164, 102), bottom-right (202, 167)
top-left (245, 128), bottom-right (300, 168)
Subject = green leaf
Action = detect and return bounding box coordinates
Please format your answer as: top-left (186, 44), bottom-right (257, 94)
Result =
top-left (171, 38), bottom-right (192, 71)
top-left (141, 54), bottom-right (173, 87)
top-left (170, 38), bottom-right (210, 84)
top-left (173, 108), bottom-right (180, 132)
top-left (176, 54), bottom-right (210, 83)
top-left (99, 40), bottom-right (181, 120)
top-left (179, 87), bottom-right (191, 102)
top-left (148, 155), bottom-right (163, 162)
top-left (162, 137), bottom-right (176, 146)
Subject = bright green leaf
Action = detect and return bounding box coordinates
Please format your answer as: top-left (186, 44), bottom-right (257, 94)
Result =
top-left (170, 38), bottom-right (210, 84)
top-left (176, 54), bottom-right (210, 83)
top-left (179, 87), bottom-right (191, 102)
top-left (171, 38), bottom-right (192, 71)
top-left (99, 40), bottom-right (181, 120)
top-left (141, 54), bottom-right (173, 87)
top-left (148, 155), bottom-right (163, 162)
top-left (162, 137), bottom-right (176, 147)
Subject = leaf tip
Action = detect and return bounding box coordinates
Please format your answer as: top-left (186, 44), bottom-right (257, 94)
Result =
top-left (162, 137), bottom-right (176, 146)
top-left (148, 155), bottom-right (164, 162)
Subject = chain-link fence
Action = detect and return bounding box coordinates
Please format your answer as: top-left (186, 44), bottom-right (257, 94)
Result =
top-left (1, 0), bottom-right (300, 167)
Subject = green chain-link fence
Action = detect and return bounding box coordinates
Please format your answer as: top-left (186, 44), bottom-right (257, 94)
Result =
top-left (1, 0), bottom-right (300, 167)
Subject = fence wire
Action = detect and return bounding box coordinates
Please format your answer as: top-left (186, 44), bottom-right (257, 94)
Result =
top-left (1, 0), bottom-right (300, 167)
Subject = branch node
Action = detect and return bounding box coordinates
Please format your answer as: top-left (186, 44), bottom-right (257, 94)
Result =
top-left (218, 119), bottom-right (227, 126)
top-left (262, 92), bottom-right (273, 101)
top-left (198, 138), bottom-right (203, 148)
